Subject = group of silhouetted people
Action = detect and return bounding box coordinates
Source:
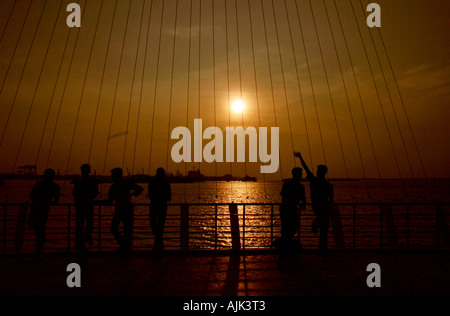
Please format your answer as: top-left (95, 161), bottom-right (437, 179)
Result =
top-left (280, 152), bottom-right (334, 254)
top-left (29, 165), bottom-right (171, 259)
top-left (28, 151), bottom-right (333, 258)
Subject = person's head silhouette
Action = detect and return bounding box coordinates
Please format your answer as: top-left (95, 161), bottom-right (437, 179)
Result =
top-left (44, 169), bottom-right (56, 181)
top-left (156, 168), bottom-right (166, 181)
top-left (292, 167), bottom-right (303, 181)
top-left (111, 168), bottom-right (123, 183)
top-left (317, 165), bottom-right (328, 179)
top-left (81, 164), bottom-right (91, 177)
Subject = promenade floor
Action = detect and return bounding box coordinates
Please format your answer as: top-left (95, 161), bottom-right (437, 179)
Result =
top-left (1, 251), bottom-right (449, 296)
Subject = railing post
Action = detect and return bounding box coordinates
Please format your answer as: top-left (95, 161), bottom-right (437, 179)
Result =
top-left (353, 205), bottom-right (356, 249)
top-left (3, 205), bottom-right (7, 253)
top-left (180, 205), bottom-right (189, 251)
top-left (214, 205), bottom-right (218, 251)
top-left (98, 205), bottom-right (102, 253)
top-left (270, 205), bottom-right (274, 250)
top-left (406, 205), bottom-right (410, 249)
top-left (380, 205), bottom-right (384, 250)
top-left (436, 204), bottom-right (442, 250)
top-left (229, 204), bottom-right (240, 251)
top-left (243, 205), bottom-right (246, 251)
top-left (67, 205), bottom-right (71, 253)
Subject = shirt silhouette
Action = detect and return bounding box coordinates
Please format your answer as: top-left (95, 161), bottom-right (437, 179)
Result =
top-left (295, 152), bottom-right (334, 253)
top-left (106, 168), bottom-right (143, 255)
top-left (72, 164), bottom-right (98, 256)
top-left (280, 168), bottom-right (306, 242)
top-left (28, 169), bottom-right (60, 257)
top-left (148, 168), bottom-right (172, 253)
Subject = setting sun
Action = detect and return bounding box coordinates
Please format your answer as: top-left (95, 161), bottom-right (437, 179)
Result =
top-left (232, 100), bottom-right (245, 113)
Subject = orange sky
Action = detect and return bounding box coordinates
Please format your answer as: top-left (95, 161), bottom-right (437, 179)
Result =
top-left (0, 0), bottom-right (449, 180)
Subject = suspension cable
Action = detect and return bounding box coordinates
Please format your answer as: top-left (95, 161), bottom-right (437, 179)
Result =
top-left (247, 0), bottom-right (267, 199)
top-left (148, 0), bottom-right (165, 179)
top-left (349, 0), bottom-right (408, 196)
top-left (100, 0), bottom-right (133, 177)
top-left (165, 0), bottom-right (180, 173)
top-left (45, 1), bottom-right (85, 169)
top-left (358, 0), bottom-right (421, 197)
top-left (283, 0), bottom-right (313, 168)
top-left (307, 0), bottom-right (352, 187)
top-left (269, 0), bottom-right (297, 169)
top-left (61, 0), bottom-right (106, 195)
top-left (234, 0), bottom-right (250, 199)
top-left (0, 0), bottom-right (18, 43)
top-left (293, 0), bottom-right (328, 166)
top-left (333, 0), bottom-right (384, 199)
top-left (260, 0), bottom-right (283, 181)
top-left (321, 0), bottom-right (371, 197)
top-left (122, 0), bottom-right (147, 170)
top-left (132, 0), bottom-right (155, 176)
top-left (87, 0), bottom-right (120, 167)
top-left (0, 0), bottom-right (37, 148)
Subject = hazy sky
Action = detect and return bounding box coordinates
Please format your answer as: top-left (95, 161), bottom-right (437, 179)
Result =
top-left (0, 0), bottom-right (449, 180)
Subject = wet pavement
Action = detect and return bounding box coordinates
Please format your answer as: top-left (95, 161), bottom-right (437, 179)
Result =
top-left (1, 250), bottom-right (449, 296)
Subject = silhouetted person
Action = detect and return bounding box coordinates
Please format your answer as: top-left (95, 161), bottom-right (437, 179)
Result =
top-left (294, 152), bottom-right (334, 253)
top-left (148, 168), bottom-right (172, 253)
top-left (72, 164), bottom-right (98, 257)
top-left (106, 168), bottom-right (143, 255)
top-left (280, 168), bottom-right (306, 242)
top-left (28, 169), bottom-right (60, 258)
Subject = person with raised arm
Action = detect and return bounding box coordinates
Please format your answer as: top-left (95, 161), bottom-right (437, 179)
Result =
top-left (294, 152), bottom-right (334, 254)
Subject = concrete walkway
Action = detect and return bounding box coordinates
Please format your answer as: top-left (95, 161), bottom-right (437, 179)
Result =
top-left (1, 251), bottom-right (449, 296)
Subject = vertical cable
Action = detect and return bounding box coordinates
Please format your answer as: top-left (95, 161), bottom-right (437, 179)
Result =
top-left (88, 0), bottom-right (120, 165)
top-left (122, 0), bottom-right (147, 170)
top-left (100, 0), bottom-right (133, 177)
top-left (45, 1), bottom-right (86, 169)
top-left (293, 0), bottom-right (328, 166)
top-left (369, 1), bottom-right (428, 180)
top-left (247, 0), bottom-right (268, 198)
top-left (321, 0), bottom-right (371, 197)
top-left (349, 0), bottom-right (408, 196)
top-left (234, 0), bottom-right (250, 198)
top-left (148, 0), bottom-right (165, 178)
top-left (0, 0), bottom-right (18, 43)
top-left (269, 0), bottom-right (297, 169)
top-left (34, 1), bottom-right (81, 174)
top-left (183, 0), bottom-right (194, 203)
top-left (260, 0), bottom-right (283, 181)
top-left (0, 0), bottom-right (38, 148)
top-left (224, 0), bottom-right (234, 200)
top-left (165, 0), bottom-right (179, 173)
top-left (6, 1), bottom-right (66, 197)
top-left (197, 0), bottom-right (202, 199)
top-left (359, 0), bottom-right (421, 196)
top-left (132, 0), bottom-right (155, 175)
top-left (307, 0), bottom-right (351, 186)
top-left (212, 0), bottom-right (218, 199)
top-left (283, 0), bottom-right (313, 167)
top-left (61, 0), bottom-right (106, 194)
top-left (333, 0), bottom-right (384, 199)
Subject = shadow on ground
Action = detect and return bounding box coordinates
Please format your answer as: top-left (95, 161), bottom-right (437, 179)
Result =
top-left (1, 251), bottom-right (449, 296)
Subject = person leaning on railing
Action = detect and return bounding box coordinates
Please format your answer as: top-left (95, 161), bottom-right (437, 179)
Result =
top-left (28, 169), bottom-right (61, 259)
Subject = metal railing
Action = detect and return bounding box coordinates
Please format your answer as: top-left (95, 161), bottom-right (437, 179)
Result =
top-left (1, 202), bottom-right (449, 254)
